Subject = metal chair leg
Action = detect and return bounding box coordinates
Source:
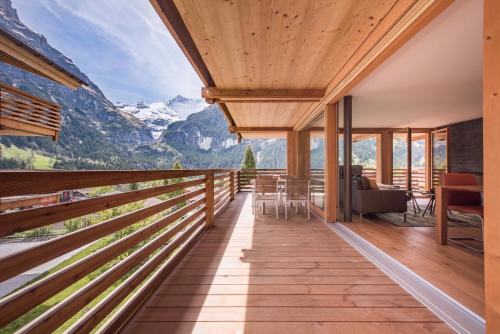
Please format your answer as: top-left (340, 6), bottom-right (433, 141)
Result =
top-left (307, 201), bottom-right (310, 221)
top-left (422, 197), bottom-right (433, 217)
top-left (275, 198), bottom-right (279, 220)
top-left (448, 215), bottom-right (484, 253)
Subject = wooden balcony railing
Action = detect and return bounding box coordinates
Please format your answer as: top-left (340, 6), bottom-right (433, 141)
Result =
top-left (392, 168), bottom-right (426, 191)
top-left (0, 169), bottom-right (236, 333)
top-left (0, 82), bottom-right (61, 139)
top-left (252, 167), bottom-right (432, 192)
top-left (237, 168), bottom-right (286, 191)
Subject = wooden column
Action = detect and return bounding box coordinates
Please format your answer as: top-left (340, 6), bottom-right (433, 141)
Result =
top-left (425, 132), bottom-right (432, 191)
top-left (298, 131), bottom-right (310, 179)
top-left (406, 128), bottom-right (412, 191)
top-left (324, 103), bottom-right (338, 222)
top-left (287, 131), bottom-right (298, 177)
top-left (343, 96), bottom-right (352, 222)
top-left (287, 130), bottom-right (310, 178)
top-left (205, 173), bottom-right (214, 228)
top-left (379, 130), bottom-right (393, 184)
top-left (483, 1), bottom-right (500, 331)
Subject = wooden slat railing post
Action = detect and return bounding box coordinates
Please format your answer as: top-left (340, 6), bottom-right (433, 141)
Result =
top-left (230, 171), bottom-right (235, 201)
top-left (237, 170), bottom-right (241, 193)
top-left (205, 172), bottom-right (214, 228)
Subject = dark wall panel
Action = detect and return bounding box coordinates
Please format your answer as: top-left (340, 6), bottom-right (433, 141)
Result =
top-left (448, 118), bottom-right (483, 174)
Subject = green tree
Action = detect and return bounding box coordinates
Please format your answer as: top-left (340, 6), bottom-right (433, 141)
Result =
top-left (241, 145), bottom-right (256, 169)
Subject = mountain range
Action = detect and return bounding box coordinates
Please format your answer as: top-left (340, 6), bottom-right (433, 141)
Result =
top-left (0, 0), bottom-right (422, 172)
top-left (0, 0), bottom-right (286, 170)
top-left (116, 97), bottom-right (207, 139)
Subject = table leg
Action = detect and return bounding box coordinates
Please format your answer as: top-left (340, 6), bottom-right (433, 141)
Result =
top-left (435, 187), bottom-right (448, 245)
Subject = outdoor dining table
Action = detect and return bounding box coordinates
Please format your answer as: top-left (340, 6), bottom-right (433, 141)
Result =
top-left (435, 184), bottom-right (483, 245)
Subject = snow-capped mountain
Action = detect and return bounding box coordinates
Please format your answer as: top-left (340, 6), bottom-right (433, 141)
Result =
top-left (117, 96), bottom-right (207, 138)
top-left (0, 0), bottom-right (287, 170)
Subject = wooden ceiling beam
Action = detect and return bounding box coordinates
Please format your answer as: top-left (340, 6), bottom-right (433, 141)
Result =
top-left (229, 126), bottom-right (293, 133)
top-left (294, 0), bottom-right (453, 131)
top-left (308, 127), bottom-right (433, 134)
top-left (202, 88), bottom-right (324, 103)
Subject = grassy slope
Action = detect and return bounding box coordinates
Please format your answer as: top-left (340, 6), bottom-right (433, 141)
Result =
top-left (0, 144), bottom-right (56, 169)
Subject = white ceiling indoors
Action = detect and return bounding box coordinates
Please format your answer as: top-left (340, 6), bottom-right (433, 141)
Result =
top-left (348, 0), bottom-right (483, 129)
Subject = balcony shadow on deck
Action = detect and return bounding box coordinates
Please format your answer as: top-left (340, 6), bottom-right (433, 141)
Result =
top-left (120, 193), bottom-right (452, 334)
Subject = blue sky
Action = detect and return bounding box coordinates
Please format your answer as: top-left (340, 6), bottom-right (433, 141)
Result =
top-left (11, 0), bottom-right (202, 104)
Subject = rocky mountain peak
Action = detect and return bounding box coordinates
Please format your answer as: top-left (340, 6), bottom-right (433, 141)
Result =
top-left (0, 0), bottom-right (18, 21)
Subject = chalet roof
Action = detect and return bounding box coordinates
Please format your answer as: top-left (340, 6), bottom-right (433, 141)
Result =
top-left (152, 0), bottom-right (451, 138)
top-left (0, 26), bottom-right (86, 89)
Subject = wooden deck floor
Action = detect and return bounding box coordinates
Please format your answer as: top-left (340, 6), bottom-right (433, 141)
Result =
top-left (121, 193), bottom-right (452, 333)
top-left (345, 214), bottom-right (484, 317)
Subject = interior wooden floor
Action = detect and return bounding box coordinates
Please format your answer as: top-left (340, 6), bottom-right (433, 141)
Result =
top-left (121, 193), bottom-right (452, 334)
top-left (344, 212), bottom-right (484, 318)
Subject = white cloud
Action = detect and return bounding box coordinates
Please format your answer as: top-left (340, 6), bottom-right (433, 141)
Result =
top-left (41, 0), bottom-right (202, 100)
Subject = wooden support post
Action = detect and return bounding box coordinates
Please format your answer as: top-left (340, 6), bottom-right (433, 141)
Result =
top-left (229, 171), bottom-right (235, 201)
top-left (406, 127), bottom-right (412, 191)
top-left (287, 131), bottom-right (298, 177)
top-left (324, 103), bottom-right (338, 223)
top-left (205, 173), bottom-right (214, 228)
top-left (425, 132), bottom-right (432, 191)
top-left (236, 171), bottom-right (241, 193)
top-left (298, 131), bottom-right (310, 179)
top-left (287, 130), bottom-right (310, 178)
top-left (484, 1), bottom-right (500, 331)
top-left (434, 186), bottom-right (447, 245)
top-left (343, 96), bottom-right (352, 222)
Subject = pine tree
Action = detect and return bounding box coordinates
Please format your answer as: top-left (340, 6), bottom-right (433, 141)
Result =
top-left (241, 145), bottom-right (256, 169)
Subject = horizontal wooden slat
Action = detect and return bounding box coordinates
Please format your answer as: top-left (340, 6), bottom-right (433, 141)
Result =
top-left (215, 189), bottom-right (230, 204)
top-left (66, 217), bottom-right (206, 334)
top-left (0, 113), bottom-right (59, 131)
top-left (97, 223), bottom-right (206, 334)
top-left (214, 174), bottom-right (230, 181)
top-left (0, 82), bottom-right (59, 108)
top-left (0, 188), bottom-right (204, 283)
top-left (0, 178), bottom-right (205, 237)
top-left (214, 196), bottom-right (231, 216)
top-left (0, 169), bottom-right (232, 197)
top-left (0, 200), bottom-right (205, 328)
top-left (19, 207), bottom-right (206, 333)
top-left (0, 83), bottom-right (62, 136)
top-left (0, 117), bottom-right (57, 137)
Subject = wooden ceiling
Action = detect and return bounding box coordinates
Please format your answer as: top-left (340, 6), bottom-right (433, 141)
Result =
top-left (153, 0), bottom-right (451, 138)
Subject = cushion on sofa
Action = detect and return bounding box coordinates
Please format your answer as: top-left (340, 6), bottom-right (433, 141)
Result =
top-left (359, 176), bottom-right (371, 190)
top-left (367, 178), bottom-right (379, 190)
